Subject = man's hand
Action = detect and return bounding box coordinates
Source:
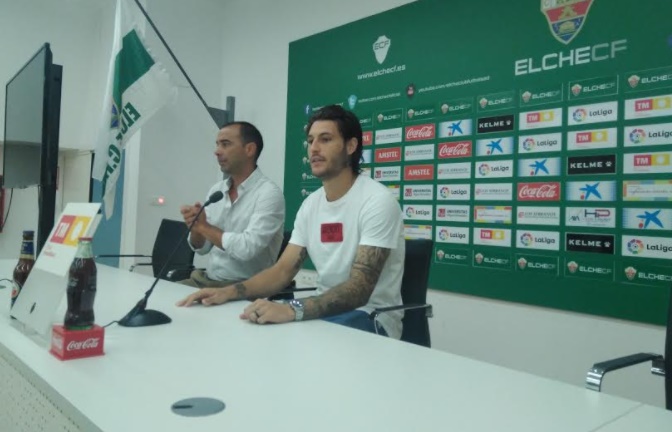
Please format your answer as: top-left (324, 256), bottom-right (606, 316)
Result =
top-left (176, 287), bottom-right (232, 307)
top-left (180, 202), bottom-right (207, 232)
top-left (240, 299), bottom-right (295, 324)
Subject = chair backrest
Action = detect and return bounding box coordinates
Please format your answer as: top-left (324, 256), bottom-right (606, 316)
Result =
top-left (279, 230), bottom-right (292, 260)
top-left (267, 231), bottom-right (296, 302)
top-left (400, 239), bottom-right (433, 347)
top-left (151, 219), bottom-right (195, 280)
top-left (665, 286), bottom-right (672, 410)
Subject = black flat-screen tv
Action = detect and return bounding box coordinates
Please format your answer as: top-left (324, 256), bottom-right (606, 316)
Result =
top-left (3, 43), bottom-right (62, 254)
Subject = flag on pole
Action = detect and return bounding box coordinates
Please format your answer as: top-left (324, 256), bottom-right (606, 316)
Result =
top-left (92, 0), bottom-right (176, 219)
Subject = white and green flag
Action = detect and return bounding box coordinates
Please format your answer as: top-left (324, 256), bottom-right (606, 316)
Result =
top-left (92, 0), bottom-right (176, 219)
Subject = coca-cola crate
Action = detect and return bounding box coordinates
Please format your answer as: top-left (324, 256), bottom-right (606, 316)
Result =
top-left (50, 324), bottom-right (105, 361)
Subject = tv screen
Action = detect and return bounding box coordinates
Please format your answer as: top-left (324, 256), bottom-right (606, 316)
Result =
top-left (3, 43), bottom-right (62, 254)
top-left (3, 45), bottom-right (51, 189)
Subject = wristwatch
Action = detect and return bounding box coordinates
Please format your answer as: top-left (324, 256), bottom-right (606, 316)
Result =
top-left (288, 299), bottom-right (304, 321)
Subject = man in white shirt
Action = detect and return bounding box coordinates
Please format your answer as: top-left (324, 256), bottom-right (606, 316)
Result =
top-left (179, 121), bottom-right (285, 288)
top-left (177, 106), bottom-right (405, 338)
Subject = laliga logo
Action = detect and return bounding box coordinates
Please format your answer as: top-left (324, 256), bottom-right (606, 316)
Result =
top-left (523, 138), bottom-right (536, 151)
top-left (439, 186), bottom-right (451, 198)
top-left (567, 260), bottom-right (579, 273)
top-left (629, 128), bottom-right (646, 144)
top-left (627, 239), bottom-right (644, 254)
top-left (373, 35), bottom-right (391, 64)
top-left (573, 108), bottom-right (587, 122)
top-left (439, 229), bottom-right (450, 241)
top-left (520, 233), bottom-right (534, 246)
top-left (541, 0), bottom-right (595, 45)
top-left (624, 266), bottom-right (637, 281)
top-left (405, 207), bottom-right (415, 217)
top-left (478, 164), bottom-right (491, 176)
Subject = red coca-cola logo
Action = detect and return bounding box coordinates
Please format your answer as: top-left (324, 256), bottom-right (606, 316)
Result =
top-left (362, 131), bottom-right (373, 146)
top-left (404, 164), bottom-right (434, 180)
top-left (438, 141), bottom-right (472, 159)
top-left (67, 338), bottom-right (100, 351)
top-left (517, 182), bottom-right (561, 201)
top-left (405, 124), bottom-right (436, 141)
top-left (375, 147), bottom-right (402, 163)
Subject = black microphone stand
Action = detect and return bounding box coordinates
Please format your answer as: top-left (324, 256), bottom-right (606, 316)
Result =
top-left (117, 201), bottom-right (213, 327)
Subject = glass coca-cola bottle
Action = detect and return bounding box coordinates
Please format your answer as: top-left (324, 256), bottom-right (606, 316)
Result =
top-left (64, 237), bottom-right (97, 330)
top-left (11, 230), bottom-right (36, 316)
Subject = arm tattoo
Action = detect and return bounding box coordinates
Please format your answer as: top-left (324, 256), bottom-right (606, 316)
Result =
top-left (293, 248), bottom-right (308, 271)
top-left (233, 282), bottom-right (248, 300)
top-left (303, 246), bottom-right (391, 320)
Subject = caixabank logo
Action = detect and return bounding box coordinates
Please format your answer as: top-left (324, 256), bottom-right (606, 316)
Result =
top-left (541, 0), bottom-right (594, 45)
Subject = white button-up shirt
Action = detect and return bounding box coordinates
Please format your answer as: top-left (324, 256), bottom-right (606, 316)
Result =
top-left (189, 168), bottom-right (285, 282)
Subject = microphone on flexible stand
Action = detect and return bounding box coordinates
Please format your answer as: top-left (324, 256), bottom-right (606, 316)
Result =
top-left (117, 191), bottom-right (225, 327)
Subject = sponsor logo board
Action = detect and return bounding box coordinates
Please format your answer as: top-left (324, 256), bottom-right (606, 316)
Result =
top-left (516, 206), bottom-right (561, 225)
top-left (565, 207), bottom-right (616, 228)
top-left (474, 183), bottom-right (513, 201)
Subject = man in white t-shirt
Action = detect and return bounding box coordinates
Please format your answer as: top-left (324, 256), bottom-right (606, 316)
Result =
top-left (177, 105), bottom-right (405, 338)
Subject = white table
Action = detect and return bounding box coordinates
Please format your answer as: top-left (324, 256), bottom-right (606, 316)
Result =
top-left (595, 405), bottom-right (672, 431)
top-left (0, 260), bottom-right (670, 431)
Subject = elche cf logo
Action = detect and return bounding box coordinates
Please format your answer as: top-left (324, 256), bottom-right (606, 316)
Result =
top-left (541, 0), bottom-right (594, 45)
top-left (624, 266), bottom-right (637, 281)
top-left (373, 36), bottom-right (391, 64)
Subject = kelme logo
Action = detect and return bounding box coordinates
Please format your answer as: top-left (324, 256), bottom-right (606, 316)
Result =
top-left (373, 35), bottom-right (391, 64)
top-left (541, 0), bottom-right (594, 45)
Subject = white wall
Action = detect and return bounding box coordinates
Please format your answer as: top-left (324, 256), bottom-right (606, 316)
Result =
top-left (216, 0), bottom-right (668, 408)
top-left (125, 0), bottom-right (225, 270)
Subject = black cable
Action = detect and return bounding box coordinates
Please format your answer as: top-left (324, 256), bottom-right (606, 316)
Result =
top-left (1, 189), bottom-right (14, 231)
top-left (103, 320), bottom-right (119, 328)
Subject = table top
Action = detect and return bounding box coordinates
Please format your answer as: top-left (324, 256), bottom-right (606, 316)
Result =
top-left (595, 405), bottom-right (672, 431)
top-left (0, 260), bottom-right (669, 432)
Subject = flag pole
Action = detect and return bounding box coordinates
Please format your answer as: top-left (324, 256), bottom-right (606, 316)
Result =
top-left (131, 0), bottom-right (227, 126)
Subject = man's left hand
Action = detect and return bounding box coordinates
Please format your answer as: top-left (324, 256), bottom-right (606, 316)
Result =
top-left (241, 299), bottom-right (295, 324)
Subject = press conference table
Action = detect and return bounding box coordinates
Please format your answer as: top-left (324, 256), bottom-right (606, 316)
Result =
top-left (1, 261), bottom-right (671, 431)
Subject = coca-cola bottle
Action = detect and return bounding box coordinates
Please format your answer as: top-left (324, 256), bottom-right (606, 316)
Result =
top-left (64, 237), bottom-right (97, 330)
top-left (10, 230), bottom-right (36, 316)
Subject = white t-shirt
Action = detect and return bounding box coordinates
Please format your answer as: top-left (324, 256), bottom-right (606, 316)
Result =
top-left (290, 174), bottom-right (405, 339)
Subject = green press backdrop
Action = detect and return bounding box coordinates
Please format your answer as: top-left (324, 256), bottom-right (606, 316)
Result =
top-left (285, 0), bottom-right (672, 325)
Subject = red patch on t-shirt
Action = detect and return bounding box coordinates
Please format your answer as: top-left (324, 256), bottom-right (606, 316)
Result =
top-left (321, 223), bottom-right (343, 243)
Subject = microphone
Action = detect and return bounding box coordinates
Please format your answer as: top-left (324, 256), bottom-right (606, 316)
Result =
top-left (117, 191), bottom-right (225, 327)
